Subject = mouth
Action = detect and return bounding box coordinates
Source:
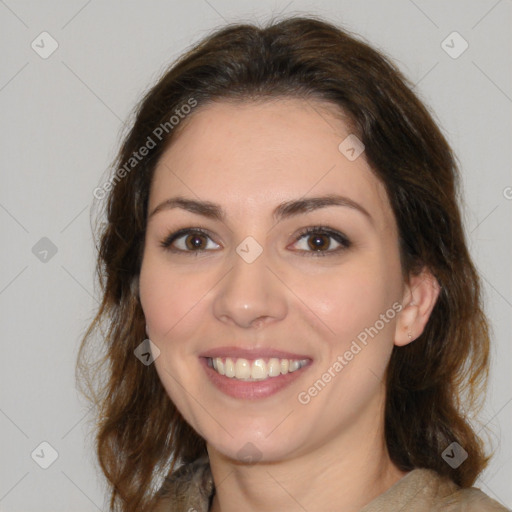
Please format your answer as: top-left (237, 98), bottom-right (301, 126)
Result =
top-left (206, 356), bottom-right (309, 381)
top-left (199, 348), bottom-right (312, 399)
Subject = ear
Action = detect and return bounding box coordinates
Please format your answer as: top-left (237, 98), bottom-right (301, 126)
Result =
top-left (394, 267), bottom-right (441, 347)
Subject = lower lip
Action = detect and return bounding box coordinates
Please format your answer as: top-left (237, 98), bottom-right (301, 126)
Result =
top-left (200, 357), bottom-right (312, 400)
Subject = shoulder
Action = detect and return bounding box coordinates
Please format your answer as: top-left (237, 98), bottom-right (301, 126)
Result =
top-left (361, 468), bottom-right (510, 512)
top-left (438, 484), bottom-right (510, 511)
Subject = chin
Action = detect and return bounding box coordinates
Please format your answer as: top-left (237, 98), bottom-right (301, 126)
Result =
top-left (205, 427), bottom-right (304, 465)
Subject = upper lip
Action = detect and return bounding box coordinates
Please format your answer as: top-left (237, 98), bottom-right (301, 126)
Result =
top-left (199, 346), bottom-right (312, 360)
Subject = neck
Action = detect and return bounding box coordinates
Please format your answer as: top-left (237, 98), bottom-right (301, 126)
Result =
top-left (207, 403), bottom-right (407, 512)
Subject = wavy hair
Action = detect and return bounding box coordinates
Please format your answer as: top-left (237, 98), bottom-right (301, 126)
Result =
top-left (77, 15), bottom-right (492, 511)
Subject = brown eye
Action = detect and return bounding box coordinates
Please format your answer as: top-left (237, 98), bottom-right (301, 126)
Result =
top-left (184, 233), bottom-right (208, 250)
top-left (160, 228), bottom-right (220, 253)
top-left (292, 227), bottom-right (351, 257)
top-left (307, 233), bottom-right (331, 251)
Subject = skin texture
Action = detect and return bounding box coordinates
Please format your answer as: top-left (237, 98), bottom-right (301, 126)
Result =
top-left (139, 98), bottom-right (440, 512)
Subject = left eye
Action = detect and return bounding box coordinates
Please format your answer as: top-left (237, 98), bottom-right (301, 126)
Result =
top-left (291, 228), bottom-right (351, 256)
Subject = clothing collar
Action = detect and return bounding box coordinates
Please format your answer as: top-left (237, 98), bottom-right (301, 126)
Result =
top-left (156, 457), bottom-right (462, 512)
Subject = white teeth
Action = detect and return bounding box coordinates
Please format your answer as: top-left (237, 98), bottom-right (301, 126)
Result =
top-left (251, 359), bottom-right (267, 380)
top-left (235, 358), bottom-right (251, 379)
top-left (225, 357), bottom-right (235, 378)
top-left (268, 358), bottom-right (281, 377)
top-left (289, 360), bottom-right (301, 372)
top-left (210, 357), bottom-right (308, 381)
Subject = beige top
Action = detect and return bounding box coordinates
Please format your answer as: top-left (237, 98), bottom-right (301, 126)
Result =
top-left (154, 455), bottom-right (510, 512)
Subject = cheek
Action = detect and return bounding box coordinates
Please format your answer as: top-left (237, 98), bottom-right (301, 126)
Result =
top-left (296, 261), bottom-right (397, 346)
top-left (294, 265), bottom-right (399, 414)
top-left (139, 254), bottom-right (209, 339)
top-left (139, 254), bottom-right (208, 424)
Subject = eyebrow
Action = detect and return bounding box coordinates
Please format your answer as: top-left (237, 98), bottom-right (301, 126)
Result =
top-left (148, 194), bottom-right (373, 224)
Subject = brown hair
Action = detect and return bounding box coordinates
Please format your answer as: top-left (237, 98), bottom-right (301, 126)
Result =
top-left (77, 15), bottom-right (492, 511)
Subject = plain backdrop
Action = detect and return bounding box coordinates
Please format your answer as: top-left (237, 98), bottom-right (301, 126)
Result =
top-left (1, 1), bottom-right (511, 510)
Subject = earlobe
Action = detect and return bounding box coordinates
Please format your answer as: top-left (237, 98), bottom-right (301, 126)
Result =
top-left (394, 301), bottom-right (419, 347)
top-left (394, 268), bottom-right (441, 347)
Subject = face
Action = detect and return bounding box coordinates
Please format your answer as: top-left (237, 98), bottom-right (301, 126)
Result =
top-left (139, 98), bottom-right (407, 463)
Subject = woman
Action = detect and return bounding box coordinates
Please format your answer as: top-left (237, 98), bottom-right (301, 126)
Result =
top-left (78, 16), bottom-right (508, 512)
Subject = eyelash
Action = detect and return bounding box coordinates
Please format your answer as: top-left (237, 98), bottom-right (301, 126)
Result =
top-left (159, 226), bottom-right (351, 257)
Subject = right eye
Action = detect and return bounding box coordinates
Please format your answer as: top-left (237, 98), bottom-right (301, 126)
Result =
top-left (160, 228), bottom-right (221, 254)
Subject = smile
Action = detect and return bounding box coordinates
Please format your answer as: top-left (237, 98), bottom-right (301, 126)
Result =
top-left (200, 351), bottom-right (313, 399)
top-left (207, 357), bottom-right (309, 381)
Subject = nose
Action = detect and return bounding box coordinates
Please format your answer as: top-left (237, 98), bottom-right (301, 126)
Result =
top-left (212, 247), bottom-right (288, 329)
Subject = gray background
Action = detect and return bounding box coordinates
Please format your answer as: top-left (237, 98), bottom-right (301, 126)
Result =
top-left (1, 0), bottom-right (511, 510)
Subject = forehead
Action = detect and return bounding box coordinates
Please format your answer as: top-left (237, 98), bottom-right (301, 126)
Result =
top-left (150, 98), bottom-right (394, 231)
